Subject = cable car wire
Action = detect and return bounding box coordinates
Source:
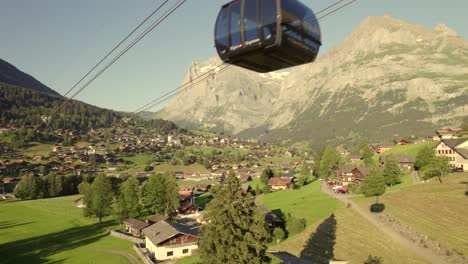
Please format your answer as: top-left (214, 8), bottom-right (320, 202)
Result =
top-left (44, 0), bottom-right (187, 124)
top-left (315, 0), bottom-right (349, 15)
top-left (317, 0), bottom-right (359, 20)
top-left (133, 64), bottom-right (233, 114)
top-left (62, 0), bottom-right (171, 97)
top-left (132, 0), bottom-right (360, 113)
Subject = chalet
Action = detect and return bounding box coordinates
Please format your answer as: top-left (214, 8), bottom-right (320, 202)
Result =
top-left (376, 145), bottom-right (392, 154)
top-left (349, 155), bottom-right (362, 162)
top-left (434, 139), bottom-right (468, 171)
top-left (259, 205), bottom-right (284, 232)
top-left (178, 202), bottom-right (201, 215)
top-left (123, 218), bottom-right (150, 238)
top-left (194, 184), bottom-right (211, 193)
top-left (143, 221), bottom-right (199, 261)
top-left (334, 165), bottom-right (370, 186)
top-left (74, 197), bottom-right (85, 208)
top-left (436, 128), bottom-right (463, 140)
top-left (394, 139), bottom-right (413, 145)
top-left (147, 214), bottom-right (173, 224)
top-left (268, 177), bottom-right (294, 191)
top-left (379, 155), bottom-right (414, 170)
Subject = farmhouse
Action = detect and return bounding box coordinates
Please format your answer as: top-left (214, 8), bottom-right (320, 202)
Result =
top-left (123, 218), bottom-right (150, 238)
top-left (268, 177), bottom-right (294, 191)
top-left (379, 155), bottom-right (415, 170)
top-left (335, 165), bottom-right (370, 186)
top-left (143, 220), bottom-right (199, 261)
top-left (74, 197), bottom-right (85, 208)
top-left (434, 139), bottom-right (468, 171)
top-left (436, 128), bottom-right (463, 140)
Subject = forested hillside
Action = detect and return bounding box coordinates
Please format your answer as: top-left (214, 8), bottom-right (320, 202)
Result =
top-left (0, 82), bottom-right (178, 133)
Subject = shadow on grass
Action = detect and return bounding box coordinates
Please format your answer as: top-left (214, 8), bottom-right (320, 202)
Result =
top-left (0, 221), bottom-right (114, 264)
top-left (465, 191), bottom-right (468, 197)
top-left (370, 203), bottom-right (386, 213)
top-left (300, 214), bottom-right (337, 264)
top-left (0, 221), bottom-right (33, 230)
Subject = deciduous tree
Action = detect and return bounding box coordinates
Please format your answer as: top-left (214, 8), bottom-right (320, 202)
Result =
top-left (362, 168), bottom-right (386, 202)
top-left (382, 156), bottom-right (402, 186)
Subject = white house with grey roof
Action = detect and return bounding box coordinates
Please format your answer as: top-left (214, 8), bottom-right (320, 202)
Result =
top-left (142, 220), bottom-right (199, 261)
top-left (435, 138), bottom-right (468, 171)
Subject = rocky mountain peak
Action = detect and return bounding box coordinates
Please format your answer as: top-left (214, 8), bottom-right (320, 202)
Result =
top-left (434, 23), bottom-right (459, 37)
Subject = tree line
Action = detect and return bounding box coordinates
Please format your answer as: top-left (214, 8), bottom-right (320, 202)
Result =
top-left (13, 174), bottom-right (83, 199)
top-left (78, 173), bottom-right (180, 223)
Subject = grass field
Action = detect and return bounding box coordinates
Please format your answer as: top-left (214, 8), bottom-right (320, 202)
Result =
top-left (21, 142), bottom-right (53, 156)
top-left (354, 173), bottom-right (468, 256)
top-left (383, 141), bottom-right (438, 158)
top-left (0, 195), bottom-right (138, 264)
top-left (270, 207), bottom-right (429, 264)
top-left (387, 171), bottom-right (413, 191)
top-left (258, 181), bottom-right (342, 227)
top-left (153, 164), bottom-right (210, 174)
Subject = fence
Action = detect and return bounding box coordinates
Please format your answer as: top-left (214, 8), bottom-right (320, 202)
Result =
top-left (110, 230), bottom-right (144, 244)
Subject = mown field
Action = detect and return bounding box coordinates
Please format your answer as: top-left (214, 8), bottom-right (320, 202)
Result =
top-left (270, 207), bottom-right (429, 264)
top-left (0, 195), bottom-right (139, 264)
top-left (258, 181), bottom-right (342, 226)
top-left (383, 141), bottom-right (438, 158)
top-left (354, 173), bottom-right (468, 256)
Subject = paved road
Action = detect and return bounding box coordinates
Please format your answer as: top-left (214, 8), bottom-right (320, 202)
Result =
top-left (321, 182), bottom-right (446, 264)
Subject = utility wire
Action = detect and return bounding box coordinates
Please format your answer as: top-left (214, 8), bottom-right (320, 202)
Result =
top-left (45, 0), bottom-right (187, 124)
top-left (62, 0), bottom-right (170, 97)
top-left (132, 0), bottom-right (360, 113)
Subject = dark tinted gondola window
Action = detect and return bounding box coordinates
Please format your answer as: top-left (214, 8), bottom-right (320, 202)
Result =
top-left (215, 6), bottom-right (230, 53)
top-left (260, 0), bottom-right (277, 41)
top-left (244, 0), bottom-right (259, 43)
top-left (303, 8), bottom-right (321, 42)
top-left (230, 1), bottom-right (242, 47)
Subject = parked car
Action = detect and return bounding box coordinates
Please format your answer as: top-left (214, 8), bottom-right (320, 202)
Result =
top-left (451, 167), bottom-right (463, 173)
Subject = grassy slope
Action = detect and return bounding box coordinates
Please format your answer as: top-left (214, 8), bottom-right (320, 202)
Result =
top-left (175, 254), bottom-right (282, 264)
top-left (354, 173), bottom-right (468, 256)
top-left (383, 141), bottom-right (438, 158)
top-left (258, 181), bottom-right (342, 226)
top-left (0, 195), bottom-right (138, 264)
top-left (153, 164), bottom-right (209, 174)
top-left (271, 207), bottom-right (429, 264)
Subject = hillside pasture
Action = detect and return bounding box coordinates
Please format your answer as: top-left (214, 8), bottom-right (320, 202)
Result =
top-left (258, 181), bottom-right (342, 226)
top-left (270, 207), bottom-right (429, 264)
top-left (354, 173), bottom-right (468, 256)
top-left (382, 141), bottom-right (437, 158)
top-left (0, 195), bottom-right (138, 264)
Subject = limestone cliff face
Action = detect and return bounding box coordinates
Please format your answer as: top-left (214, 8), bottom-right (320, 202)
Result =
top-left (157, 16), bottom-right (468, 143)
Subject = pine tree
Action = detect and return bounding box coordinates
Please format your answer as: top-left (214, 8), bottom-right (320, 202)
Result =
top-left (318, 147), bottom-right (341, 179)
top-left (362, 168), bottom-right (386, 202)
top-left (382, 156), bottom-right (402, 186)
top-left (362, 146), bottom-right (374, 166)
top-left (199, 173), bottom-right (270, 264)
top-left (260, 167), bottom-right (274, 185)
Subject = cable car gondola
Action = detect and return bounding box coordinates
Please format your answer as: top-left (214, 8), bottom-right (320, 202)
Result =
top-left (215, 0), bottom-right (321, 73)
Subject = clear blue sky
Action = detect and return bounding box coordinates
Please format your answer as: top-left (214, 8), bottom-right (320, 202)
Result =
top-left (0, 0), bottom-right (466, 112)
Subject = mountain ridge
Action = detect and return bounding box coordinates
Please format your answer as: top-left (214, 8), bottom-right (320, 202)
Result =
top-left (0, 58), bottom-right (60, 96)
top-left (156, 15), bottom-right (468, 145)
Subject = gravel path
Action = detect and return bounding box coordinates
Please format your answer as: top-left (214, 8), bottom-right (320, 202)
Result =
top-left (411, 171), bottom-right (422, 184)
top-left (321, 182), bottom-right (446, 264)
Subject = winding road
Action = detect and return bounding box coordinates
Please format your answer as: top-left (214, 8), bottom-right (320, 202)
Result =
top-left (321, 182), bottom-right (446, 264)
